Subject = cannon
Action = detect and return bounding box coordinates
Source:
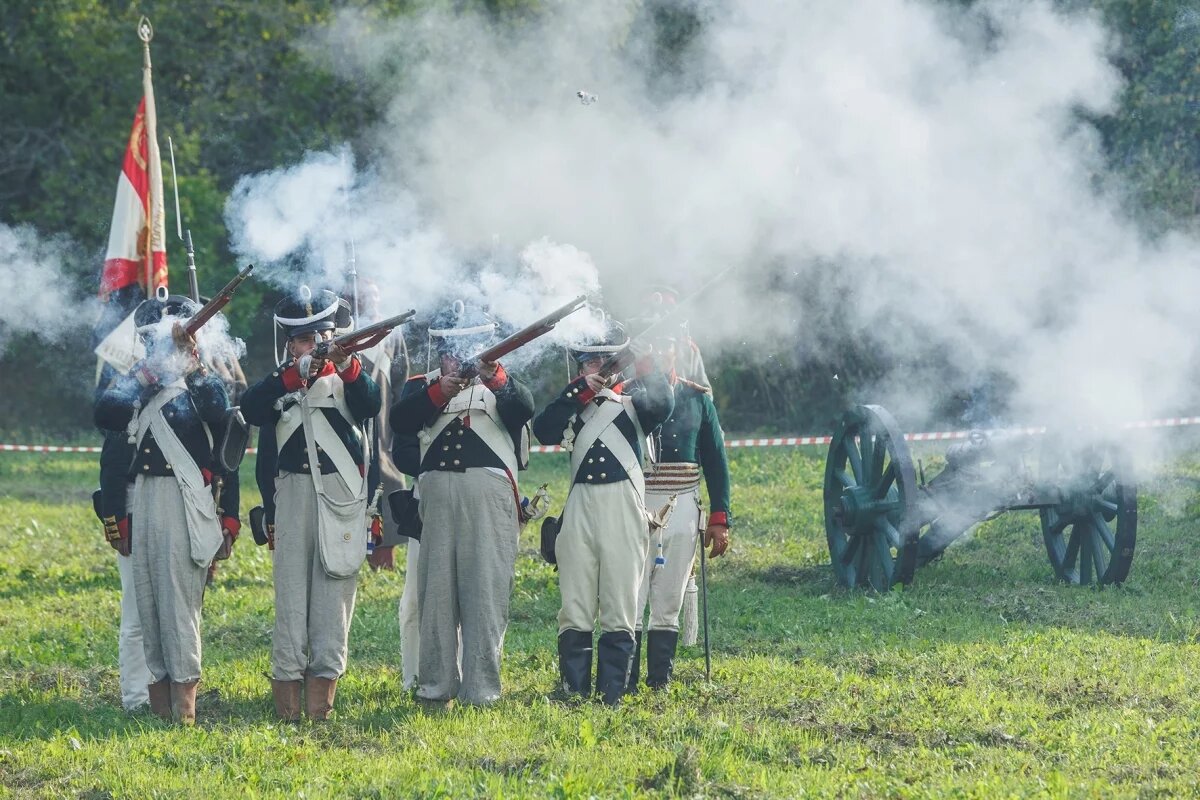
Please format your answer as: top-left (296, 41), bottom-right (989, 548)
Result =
top-left (823, 405), bottom-right (1137, 592)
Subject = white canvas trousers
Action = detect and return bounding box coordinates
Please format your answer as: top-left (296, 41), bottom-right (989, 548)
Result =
top-left (130, 475), bottom-right (208, 684)
top-left (635, 489), bottom-right (701, 632)
top-left (398, 538), bottom-right (421, 689)
top-left (116, 551), bottom-right (152, 708)
top-left (271, 471), bottom-right (359, 681)
top-left (556, 480), bottom-right (651, 636)
top-left (415, 468), bottom-right (520, 704)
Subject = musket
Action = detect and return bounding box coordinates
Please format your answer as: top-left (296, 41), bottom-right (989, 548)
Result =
top-left (457, 294), bottom-right (588, 381)
top-left (167, 136), bottom-right (200, 303)
top-left (183, 264), bottom-right (256, 336)
top-left (313, 309), bottom-right (417, 359)
top-left (594, 263), bottom-right (740, 384)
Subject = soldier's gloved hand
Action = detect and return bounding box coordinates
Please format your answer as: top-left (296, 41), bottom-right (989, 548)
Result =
top-left (324, 343), bottom-right (350, 368)
top-left (216, 516), bottom-right (240, 560)
top-left (171, 321), bottom-right (197, 352)
top-left (584, 373), bottom-right (608, 394)
top-left (477, 360), bottom-right (499, 381)
top-left (704, 523), bottom-right (730, 558)
top-left (438, 374), bottom-right (470, 400)
top-left (368, 545), bottom-right (396, 571)
top-left (106, 516), bottom-right (132, 556)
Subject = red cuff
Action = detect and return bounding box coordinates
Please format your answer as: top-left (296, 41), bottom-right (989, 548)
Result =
top-left (481, 363), bottom-right (508, 392)
top-left (135, 364), bottom-right (159, 388)
top-left (337, 355), bottom-right (362, 383)
top-left (280, 364), bottom-right (305, 392)
top-left (428, 379), bottom-right (448, 408)
top-left (222, 515), bottom-right (241, 539)
top-left (201, 468), bottom-right (213, 487)
top-left (567, 377), bottom-right (595, 405)
top-left (117, 517), bottom-right (130, 540)
top-left (709, 511), bottom-right (729, 527)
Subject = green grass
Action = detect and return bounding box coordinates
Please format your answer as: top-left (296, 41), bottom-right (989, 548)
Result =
top-left (2, 447), bottom-right (1200, 798)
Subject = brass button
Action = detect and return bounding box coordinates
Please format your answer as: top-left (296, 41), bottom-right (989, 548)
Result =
top-left (455, 443), bottom-right (462, 450)
top-left (302, 463), bottom-right (309, 470)
top-left (453, 459), bottom-right (461, 466)
top-left (599, 457), bottom-right (605, 462)
top-left (586, 474), bottom-right (593, 480)
top-left (440, 461), bottom-right (446, 467)
top-left (600, 472), bottom-right (607, 479)
top-left (165, 464), bottom-right (171, 470)
top-left (587, 458), bottom-right (594, 464)
top-left (444, 430), bottom-right (452, 438)
top-left (143, 464), bottom-right (150, 471)
top-left (458, 430), bottom-right (465, 436)
top-left (143, 448), bottom-right (151, 454)
top-left (342, 532), bottom-right (351, 542)
top-left (442, 445), bottom-right (449, 451)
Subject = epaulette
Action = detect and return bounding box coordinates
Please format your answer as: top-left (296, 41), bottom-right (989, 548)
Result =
top-left (679, 378), bottom-right (711, 395)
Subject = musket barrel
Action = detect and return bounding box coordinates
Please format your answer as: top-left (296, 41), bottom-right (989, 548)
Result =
top-left (460, 294), bottom-right (588, 377)
top-left (183, 263), bottom-right (255, 335)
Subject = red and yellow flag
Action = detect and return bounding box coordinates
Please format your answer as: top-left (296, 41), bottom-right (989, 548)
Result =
top-left (99, 25), bottom-right (167, 299)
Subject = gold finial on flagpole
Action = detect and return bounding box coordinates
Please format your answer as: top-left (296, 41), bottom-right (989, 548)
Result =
top-left (138, 17), bottom-right (154, 44)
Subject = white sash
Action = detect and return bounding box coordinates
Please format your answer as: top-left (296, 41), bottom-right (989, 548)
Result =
top-left (298, 392), bottom-right (370, 579)
top-left (418, 373), bottom-right (518, 476)
top-left (137, 381), bottom-right (223, 566)
top-left (569, 390), bottom-right (646, 498)
top-left (275, 373), bottom-right (363, 492)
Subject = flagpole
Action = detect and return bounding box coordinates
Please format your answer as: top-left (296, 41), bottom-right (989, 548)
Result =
top-left (138, 17), bottom-right (156, 299)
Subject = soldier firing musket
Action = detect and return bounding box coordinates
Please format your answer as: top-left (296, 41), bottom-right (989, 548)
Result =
top-left (532, 309), bottom-right (675, 706)
top-left (390, 299), bottom-right (544, 710)
top-left (241, 285), bottom-right (387, 722)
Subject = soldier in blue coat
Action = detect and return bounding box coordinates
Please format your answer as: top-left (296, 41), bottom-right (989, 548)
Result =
top-left (94, 295), bottom-right (241, 725)
top-left (533, 316), bottom-right (674, 705)
top-left (241, 287), bottom-right (381, 721)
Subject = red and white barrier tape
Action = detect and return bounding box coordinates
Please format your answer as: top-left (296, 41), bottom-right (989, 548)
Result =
top-left (6, 415), bottom-right (1200, 455)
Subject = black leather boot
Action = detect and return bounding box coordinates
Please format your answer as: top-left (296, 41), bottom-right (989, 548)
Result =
top-left (595, 630), bottom-right (636, 706)
top-left (624, 630), bottom-right (643, 695)
top-left (646, 629), bottom-right (680, 690)
top-left (558, 629), bottom-right (593, 697)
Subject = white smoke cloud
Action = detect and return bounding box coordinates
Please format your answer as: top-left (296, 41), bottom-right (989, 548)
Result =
top-left (223, 0), bottom-right (1200, 437)
top-left (0, 223), bottom-right (97, 352)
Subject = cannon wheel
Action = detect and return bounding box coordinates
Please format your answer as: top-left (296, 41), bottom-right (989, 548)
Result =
top-left (824, 405), bottom-right (920, 591)
top-left (1038, 438), bottom-right (1137, 586)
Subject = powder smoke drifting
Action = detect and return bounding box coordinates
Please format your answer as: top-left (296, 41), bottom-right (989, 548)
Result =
top-left (226, 0), bottom-right (1200, 433)
top-left (0, 223), bottom-right (97, 352)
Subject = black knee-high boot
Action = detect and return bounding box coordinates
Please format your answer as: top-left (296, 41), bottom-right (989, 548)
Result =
top-left (646, 629), bottom-right (680, 689)
top-left (595, 630), bottom-right (636, 706)
top-left (558, 629), bottom-right (593, 697)
top-left (624, 630), bottom-right (643, 695)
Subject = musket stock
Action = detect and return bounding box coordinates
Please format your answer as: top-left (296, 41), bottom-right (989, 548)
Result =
top-left (313, 309), bottom-right (416, 358)
top-left (183, 264), bottom-right (256, 336)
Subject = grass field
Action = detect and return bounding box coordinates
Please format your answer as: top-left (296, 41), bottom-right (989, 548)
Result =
top-left (1, 444), bottom-right (1199, 798)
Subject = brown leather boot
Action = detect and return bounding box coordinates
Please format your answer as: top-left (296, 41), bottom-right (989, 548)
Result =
top-left (170, 681), bottom-right (198, 726)
top-left (148, 679), bottom-right (172, 720)
top-left (304, 676), bottom-right (337, 721)
top-left (272, 680), bottom-right (302, 721)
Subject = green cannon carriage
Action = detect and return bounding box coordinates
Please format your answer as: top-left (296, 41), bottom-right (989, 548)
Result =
top-left (823, 405), bottom-right (1137, 592)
